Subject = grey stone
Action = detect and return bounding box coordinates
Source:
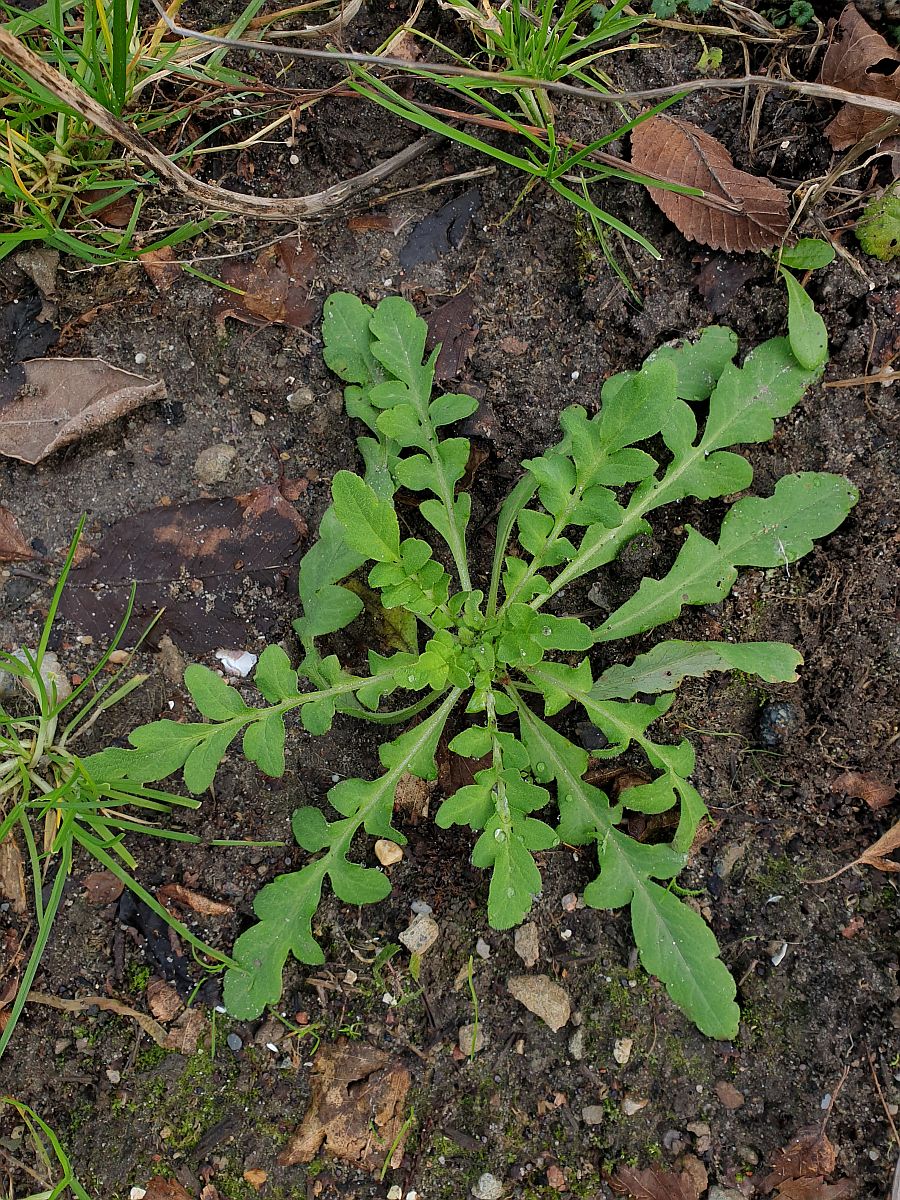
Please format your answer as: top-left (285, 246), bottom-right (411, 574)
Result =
top-left (226, 1033), bottom-right (243, 1052)
top-left (472, 1172), bottom-right (503, 1199)
top-left (513, 922), bottom-right (539, 968)
top-left (582, 1105), bottom-right (605, 1125)
top-left (458, 1023), bottom-right (486, 1055)
top-left (195, 442), bottom-right (236, 484)
top-left (399, 913), bottom-right (439, 956)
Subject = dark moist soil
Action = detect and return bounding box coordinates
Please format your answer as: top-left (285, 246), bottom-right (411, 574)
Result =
top-left (1, 4), bottom-right (899, 1199)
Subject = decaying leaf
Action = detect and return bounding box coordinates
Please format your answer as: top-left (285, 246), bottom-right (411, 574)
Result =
top-left (775, 1179), bottom-right (856, 1198)
top-left (216, 238), bottom-right (317, 330)
top-left (0, 506), bottom-right (34, 563)
top-left (146, 979), bottom-right (184, 1023)
top-left (163, 1006), bottom-right (208, 1054)
top-left (279, 1041), bottom-right (411, 1171)
top-left (0, 835), bottom-right (27, 914)
top-left (815, 818), bottom-right (900, 882)
top-left (0, 358), bottom-right (166, 464)
top-left (141, 1178), bottom-right (192, 1200)
top-left (82, 869), bottom-right (125, 905)
top-left (764, 1128), bottom-right (838, 1189)
top-left (24, 990), bottom-right (168, 1045)
top-left (830, 770), bottom-right (896, 811)
top-left (139, 246), bottom-right (184, 293)
top-left (61, 482), bottom-right (307, 652)
top-left (157, 883), bottom-right (233, 917)
top-left (399, 188), bottom-right (482, 271)
top-left (819, 5), bottom-right (900, 150)
top-left (611, 1163), bottom-right (703, 1200)
top-left (242, 1168), bottom-right (268, 1192)
top-left (630, 115), bottom-right (790, 252)
top-left (426, 290), bottom-right (477, 382)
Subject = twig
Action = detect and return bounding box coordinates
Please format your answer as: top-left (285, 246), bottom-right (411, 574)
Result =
top-left (823, 371), bottom-right (897, 389)
top-left (865, 1043), bottom-right (900, 1149)
top-left (22, 990), bottom-right (168, 1045)
top-left (0, 26), bottom-right (439, 221)
top-left (144, 0), bottom-right (900, 120)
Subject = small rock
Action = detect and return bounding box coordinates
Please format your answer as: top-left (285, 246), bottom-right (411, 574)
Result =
top-left (130, 1190), bottom-right (147, 1200)
top-left (250, 408), bottom-right (267, 426)
top-left (568, 1028), bottom-right (585, 1061)
top-left (253, 1017), bottom-right (285, 1047)
top-left (708, 1187), bottom-right (745, 1200)
top-left (472, 1172), bottom-right (504, 1200)
top-left (194, 442), bottom-right (236, 484)
top-left (687, 1121), bottom-right (711, 1154)
top-left (475, 937), bottom-right (491, 959)
top-left (546, 1164), bottom-right (566, 1190)
top-left (411, 899), bottom-right (433, 915)
top-left (621, 1096), bottom-right (649, 1116)
top-left (715, 1080), bottom-right (745, 1110)
top-left (513, 922), bottom-right (540, 968)
top-left (737, 1145), bottom-right (759, 1165)
top-left (758, 700), bottom-right (798, 748)
top-left (375, 839), bottom-right (404, 866)
top-left (613, 1036), bottom-right (633, 1065)
top-left (582, 1105), bottom-right (605, 1125)
top-left (286, 386), bottom-right (315, 412)
top-left (561, 893), bottom-right (578, 912)
top-left (387, 1188), bottom-right (403, 1200)
top-left (226, 1032), bottom-right (243, 1052)
top-left (458, 1023), bottom-right (486, 1055)
top-left (53, 1039), bottom-right (71, 1055)
top-left (678, 1153), bottom-right (708, 1196)
top-left (663, 1129), bottom-right (687, 1155)
top-left (715, 843), bottom-right (746, 880)
top-left (507, 975), bottom-right (570, 1031)
top-left (399, 913), bottom-right (439, 955)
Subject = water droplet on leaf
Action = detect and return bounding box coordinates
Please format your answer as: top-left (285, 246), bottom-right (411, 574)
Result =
top-left (494, 829), bottom-right (506, 842)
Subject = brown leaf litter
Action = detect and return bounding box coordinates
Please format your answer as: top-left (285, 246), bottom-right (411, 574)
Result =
top-left (0, 505), bottom-right (35, 562)
top-left (278, 1040), bottom-right (411, 1172)
top-left (0, 835), bottom-right (27, 914)
top-left (157, 882), bottom-right (233, 917)
top-left (814, 816), bottom-right (900, 882)
top-left (762, 1127), bottom-right (855, 1198)
top-left (630, 114), bottom-right (789, 252)
top-left (0, 358), bottom-right (166, 464)
top-left (819, 4), bottom-right (900, 150)
top-left (216, 237), bottom-right (317, 331)
top-left (830, 770), bottom-right (896, 811)
top-left (611, 1162), bottom-right (703, 1200)
top-left (61, 480), bottom-right (307, 651)
top-left (81, 869), bottom-right (125, 905)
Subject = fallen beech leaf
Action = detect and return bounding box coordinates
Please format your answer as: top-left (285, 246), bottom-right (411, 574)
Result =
top-left (139, 246), bottom-right (184, 293)
top-left (763, 1128), bottom-right (838, 1189)
top-left (146, 979), bottom-right (184, 1022)
top-left (279, 1041), bottom-right (411, 1171)
top-left (142, 1179), bottom-right (192, 1200)
top-left (0, 835), bottom-right (27, 914)
top-left (0, 506), bottom-right (34, 563)
top-left (0, 358), bottom-right (166, 464)
top-left (830, 770), bottom-right (896, 811)
top-left (163, 1006), bottom-right (207, 1054)
top-left (631, 115), bottom-right (789, 252)
top-left (158, 883), bottom-right (233, 917)
top-left (82, 869), bottom-right (125, 905)
top-left (62, 482), bottom-right (306, 652)
top-left (216, 238), bottom-right (317, 330)
top-left (242, 1168), bottom-right (268, 1191)
top-left (611, 1164), bottom-right (702, 1200)
top-left (820, 4), bottom-right (900, 150)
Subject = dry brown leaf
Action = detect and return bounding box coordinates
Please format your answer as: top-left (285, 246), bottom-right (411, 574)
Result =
top-left (242, 1168), bottom-right (268, 1192)
top-left (820, 5), bottom-right (900, 150)
top-left (763, 1128), bottom-right (838, 1190)
top-left (142, 1179), bottom-right (192, 1200)
top-left (139, 246), bottom-right (184, 293)
top-left (146, 978), bottom-right (184, 1023)
top-left (82, 869), bottom-right (125, 905)
top-left (830, 770), bottom-right (896, 811)
top-left (0, 506), bottom-right (34, 563)
top-left (631, 114), bottom-right (789, 252)
top-left (279, 1041), bottom-right (411, 1172)
top-left (0, 835), bottom-right (27, 914)
top-left (157, 883), bottom-right (233, 917)
top-left (0, 358), bottom-right (166, 465)
top-left (216, 238), bottom-right (317, 331)
top-left (163, 1006), bottom-right (208, 1054)
top-left (611, 1163), bottom-right (703, 1200)
top-left (815, 818), bottom-right (900, 882)
top-left (775, 1180), bottom-right (856, 1199)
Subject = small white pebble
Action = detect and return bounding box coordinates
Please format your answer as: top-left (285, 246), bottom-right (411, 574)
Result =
top-left (411, 900), bottom-right (433, 915)
top-left (266, 1042), bottom-right (279, 1052)
top-left (383, 278), bottom-right (393, 287)
top-left (771, 940), bottom-right (788, 967)
top-left (134, 352), bottom-right (147, 365)
top-left (820, 1093), bottom-right (832, 1109)
top-left (331, 773), bottom-right (341, 783)
top-left (560, 928), bottom-right (573, 941)
top-left (233, 107), bottom-right (242, 116)
top-left (289, 153), bottom-right (300, 165)
top-left (571, 370), bottom-right (580, 381)
top-left (387, 1188), bottom-right (402, 1200)
top-left (475, 937), bottom-right (490, 959)
top-left (382, 992), bottom-right (397, 1006)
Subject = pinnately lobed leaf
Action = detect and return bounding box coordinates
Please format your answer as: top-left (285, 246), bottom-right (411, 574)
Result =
top-left (187, 294), bottom-right (858, 1039)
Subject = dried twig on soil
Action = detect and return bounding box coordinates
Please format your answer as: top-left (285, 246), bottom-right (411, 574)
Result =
top-left (0, 27), bottom-right (438, 221)
top-left (19, 990), bottom-right (168, 1045)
